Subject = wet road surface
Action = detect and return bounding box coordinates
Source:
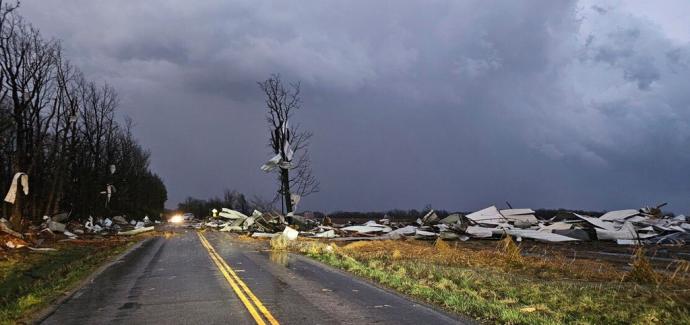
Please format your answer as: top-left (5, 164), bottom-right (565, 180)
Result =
top-left (40, 229), bottom-right (466, 324)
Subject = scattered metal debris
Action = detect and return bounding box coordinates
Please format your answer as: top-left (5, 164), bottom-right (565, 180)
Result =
top-left (0, 211), bottom-right (158, 252)
top-left (0, 218), bottom-right (23, 238)
top-left (200, 204), bottom-right (689, 246)
top-left (118, 226), bottom-right (155, 236)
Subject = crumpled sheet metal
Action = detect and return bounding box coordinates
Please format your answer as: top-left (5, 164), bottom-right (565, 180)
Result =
top-left (219, 208), bottom-right (249, 220)
top-left (4, 172), bottom-right (28, 204)
top-left (466, 206), bottom-right (504, 225)
top-left (118, 226), bottom-right (155, 235)
top-left (572, 213), bottom-right (618, 231)
top-left (599, 209), bottom-right (640, 222)
top-left (0, 218), bottom-right (23, 238)
top-left (205, 204), bottom-right (688, 246)
top-left (341, 225), bottom-right (392, 234)
top-left (506, 229), bottom-right (581, 242)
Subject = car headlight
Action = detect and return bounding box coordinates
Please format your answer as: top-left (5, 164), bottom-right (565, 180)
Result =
top-left (169, 215), bottom-right (184, 223)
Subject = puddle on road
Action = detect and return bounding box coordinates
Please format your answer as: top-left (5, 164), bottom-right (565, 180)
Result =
top-left (269, 251), bottom-right (290, 267)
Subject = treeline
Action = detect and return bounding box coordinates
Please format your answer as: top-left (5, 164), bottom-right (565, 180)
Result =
top-left (328, 208), bottom-right (609, 222)
top-left (327, 209), bottom-right (451, 222)
top-left (177, 190), bottom-right (271, 218)
top-left (0, 2), bottom-right (166, 229)
top-left (177, 191), bottom-right (453, 221)
top-left (176, 188), bottom-right (619, 222)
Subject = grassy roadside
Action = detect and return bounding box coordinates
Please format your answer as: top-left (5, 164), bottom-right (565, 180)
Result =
top-left (0, 238), bottom-right (138, 324)
top-left (275, 236), bottom-right (690, 324)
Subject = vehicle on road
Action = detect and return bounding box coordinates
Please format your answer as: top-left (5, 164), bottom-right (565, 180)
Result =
top-left (168, 212), bottom-right (195, 224)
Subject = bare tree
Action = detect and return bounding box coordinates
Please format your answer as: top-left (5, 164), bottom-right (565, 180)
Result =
top-left (249, 194), bottom-right (277, 213)
top-left (0, 4), bottom-right (168, 225)
top-left (258, 74), bottom-right (318, 214)
top-left (287, 124), bottom-right (319, 198)
top-left (0, 9), bottom-right (60, 228)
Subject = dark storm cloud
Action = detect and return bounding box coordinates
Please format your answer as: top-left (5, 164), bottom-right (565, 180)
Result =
top-left (19, 0), bottom-right (690, 213)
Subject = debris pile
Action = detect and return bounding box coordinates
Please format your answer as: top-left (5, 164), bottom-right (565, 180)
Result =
top-left (1, 213), bottom-right (157, 251)
top-left (204, 204), bottom-right (690, 246)
top-left (202, 208), bottom-right (288, 233)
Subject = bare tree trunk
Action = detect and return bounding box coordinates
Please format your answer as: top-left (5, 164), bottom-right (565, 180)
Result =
top-left (10, 157), bottom-right (25, 230)
top-left (51, 177), bottom-right (63, 213)
top-left (281, 168), bottom-right (292, 213)
top-left (10, 97), bottom-right (27, 230)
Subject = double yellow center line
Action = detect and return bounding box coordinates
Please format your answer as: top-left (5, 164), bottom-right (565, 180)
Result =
top-left (197, 232), bottom-right (279, 325)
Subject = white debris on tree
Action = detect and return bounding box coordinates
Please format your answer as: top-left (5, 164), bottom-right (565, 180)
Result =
top-left (4, 172), bottom-right (28, 204)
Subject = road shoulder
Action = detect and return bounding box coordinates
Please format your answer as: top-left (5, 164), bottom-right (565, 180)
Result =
top-left (28, 238), bottom-right (151, 324)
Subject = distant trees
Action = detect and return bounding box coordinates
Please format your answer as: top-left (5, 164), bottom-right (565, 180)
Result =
top-left (257, 74), bottom-right (318, 214)
top-left (328, 209), bottom-right (452, 222)
top-left (177, 189), bottom-right (259, 218)
top-left (0, 2), bottom-right (166, 229)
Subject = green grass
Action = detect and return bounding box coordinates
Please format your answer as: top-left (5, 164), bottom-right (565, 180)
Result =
top-left (293, 239), bottom-right (690, 324)
top-left (0, 241), bottom-right (134, 324)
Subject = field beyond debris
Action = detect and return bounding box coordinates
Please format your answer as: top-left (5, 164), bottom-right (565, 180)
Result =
top-left (283, 237), bottom-right (690, 324)
top-left (0, 237), bottom-right (139, 324)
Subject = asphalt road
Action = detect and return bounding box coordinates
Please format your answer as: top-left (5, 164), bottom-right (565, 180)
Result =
top-left (40, 229), bottom-right (466, 324)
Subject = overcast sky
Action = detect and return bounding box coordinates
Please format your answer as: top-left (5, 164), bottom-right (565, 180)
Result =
top-left (20, 0), bottom-right (690, 213)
